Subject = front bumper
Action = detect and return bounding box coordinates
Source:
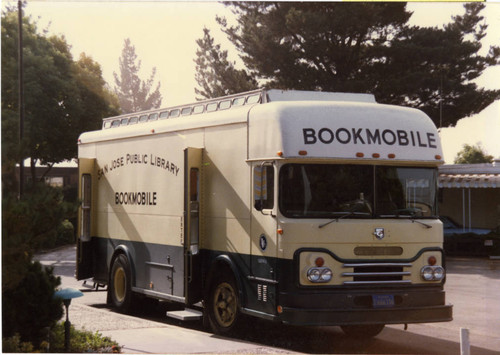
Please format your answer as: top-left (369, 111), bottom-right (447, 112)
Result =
top-left (277, 287), bottom-right (453, 326)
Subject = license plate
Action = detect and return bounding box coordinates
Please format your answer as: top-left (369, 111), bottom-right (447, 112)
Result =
top-left (372, 294), bottom-right (395, 308)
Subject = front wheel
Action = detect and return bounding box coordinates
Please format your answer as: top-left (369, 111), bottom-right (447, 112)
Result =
top-left (109, 254), bottom-right (133, 312)
top-left (341, 324), bottom-right (385, 338)
top-left (207, 271), bottom-right (241, 335)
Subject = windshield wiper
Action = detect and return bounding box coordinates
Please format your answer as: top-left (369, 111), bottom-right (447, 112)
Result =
top-left (378, 211), bottom-right (432, 229)
top-left (318, 211), bottom-right (371, 229)
top-left (410, 216), bottom-right (432, 229)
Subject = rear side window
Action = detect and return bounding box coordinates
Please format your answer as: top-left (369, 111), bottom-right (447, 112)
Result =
top-left (80, 174), bottom-right (92, 241)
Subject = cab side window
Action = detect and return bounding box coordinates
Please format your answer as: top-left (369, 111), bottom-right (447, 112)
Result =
top-left (254, 165), bottom-right (274, 211)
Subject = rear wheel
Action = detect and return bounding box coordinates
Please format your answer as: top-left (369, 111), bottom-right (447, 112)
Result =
top-left (341, 324), bottom-right (385, 338)
top-left (109, 254), bottom-right (133, 312)
top-left (207, 271), bottom-right (240, 335)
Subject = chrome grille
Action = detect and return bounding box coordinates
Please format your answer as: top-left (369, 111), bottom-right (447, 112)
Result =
top-left (342, 262), bottom-right (412, 285)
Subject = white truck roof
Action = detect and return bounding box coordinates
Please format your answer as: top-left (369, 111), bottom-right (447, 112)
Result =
top-left (79, 89), bottom-right (442, 164)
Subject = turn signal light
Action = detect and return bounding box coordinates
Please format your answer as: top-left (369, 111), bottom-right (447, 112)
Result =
top-left (315, 257), bottom-right (324, 267)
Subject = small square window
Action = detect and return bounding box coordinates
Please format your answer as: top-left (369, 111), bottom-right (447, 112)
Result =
top-left (121, 118), bottom-right (129, 125)
top-left (139, 115), bottom-right (148, 122)
top-left (159, 111), bottom-right (169, 120)
top-left (193, 105), bottom-right (204, 114)
top-left (219, 100), bottom-right (231, 110)
top-left (129, 117), bottom-right (138, 124)
top-left (181, 107), bottom-right (192, 116)
top-left (170, 109), bottom-right (180, 118)
top-left (247, 94), bottom-right (261, 104)
top-left (149, 113), bottom-right (158, 121)
top-left (111, 120), bottom-right (120, 128)
top-left (233, 97), bottom-right (245, 106)
top-left (206, 103), bottom-right (218, 112)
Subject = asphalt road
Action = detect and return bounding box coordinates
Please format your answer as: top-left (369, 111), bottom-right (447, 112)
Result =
top-left (35, 245), bottom-right (500, 354)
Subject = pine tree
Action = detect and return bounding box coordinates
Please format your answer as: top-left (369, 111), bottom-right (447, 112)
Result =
top-left (194, 28), bottom-right (257, 99)
top-left (195, 2), bottom-right (500, 127)
top-left (113, 38), bottom-right (162, 113)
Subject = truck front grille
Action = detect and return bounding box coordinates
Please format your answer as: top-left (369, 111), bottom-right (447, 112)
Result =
top-left (342, 262), bottom-right (412, 285)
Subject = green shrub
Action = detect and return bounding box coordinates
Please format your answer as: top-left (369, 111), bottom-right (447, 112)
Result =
top-left (2, 261), bottom-right (63, 346)
top-left (1, 184), bottom-right (79, 349)
top-left (2, 184), bottom-right (77, 290)
top-left (56, 219), bottom-right (75, 246)
top-left (2, 334), bottom-right (35, 353)
top-left (2, 324), bottom-right (121, 353)
top-left (50, 323), bottom-right (121, 353)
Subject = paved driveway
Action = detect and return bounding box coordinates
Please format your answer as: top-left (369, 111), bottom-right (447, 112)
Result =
top-left (35, 245), bottom-right (500, 354)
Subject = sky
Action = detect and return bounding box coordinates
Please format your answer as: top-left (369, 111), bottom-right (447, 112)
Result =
top-left (5, 1), bottom-right (500, 163)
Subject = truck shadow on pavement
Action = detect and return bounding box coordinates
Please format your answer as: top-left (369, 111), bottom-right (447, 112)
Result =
top-left (92, 297), bottom-right (496, 355)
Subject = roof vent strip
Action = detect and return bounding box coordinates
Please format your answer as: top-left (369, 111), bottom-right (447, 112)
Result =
top-left (101, 89), bottom-right (264, 129)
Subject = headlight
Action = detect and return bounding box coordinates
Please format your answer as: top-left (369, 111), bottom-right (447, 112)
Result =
top-left (421, 265), bottom-right (445, 281)
top-left (320, 268), bottom-right (332, 282)
top-left (307, 268), bottom-right (321, 282)
top-left (421, 266), bottom-right (434, 281)
top-left (433, 266), bottom-right (445, 281)
top-left (307, 267), bottom-right (332, 283)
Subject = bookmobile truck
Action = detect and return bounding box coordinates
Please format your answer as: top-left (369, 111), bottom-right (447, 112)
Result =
top-left (77, 89), bottom-right (452, 337)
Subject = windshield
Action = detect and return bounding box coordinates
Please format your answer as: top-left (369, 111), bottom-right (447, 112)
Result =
top-left (279, 164), bottom-right (437, 219)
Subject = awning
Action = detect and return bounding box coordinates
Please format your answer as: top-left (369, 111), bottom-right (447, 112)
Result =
top-left (439, 174), bottom-right (500, 188)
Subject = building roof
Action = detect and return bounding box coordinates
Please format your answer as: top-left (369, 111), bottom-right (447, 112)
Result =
top-left (439, 161), bottom-right (500, 188)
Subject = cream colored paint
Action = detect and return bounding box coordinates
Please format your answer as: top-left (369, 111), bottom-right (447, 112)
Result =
top-left (78, 92), bottom-right (445, 287)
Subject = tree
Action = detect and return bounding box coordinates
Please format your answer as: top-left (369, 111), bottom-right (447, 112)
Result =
top-left (195, 2), bottom-right (500, 126)
top-left (454, 143), bottom-right (494, 164)
top-left (1, 6), bottom-right (119, 184)
top-left (113, 38), bottom-right (162, 113)
top-left (195, 28), bottom-right (258, 99)
top-left (373, 3), bottom-right (500, 127)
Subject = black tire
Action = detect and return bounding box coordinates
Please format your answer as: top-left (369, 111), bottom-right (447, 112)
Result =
top-left (207, 271), bottom-right (241, 335)
top-left (109, 254), bottom-right (133, 312)
top-left (341, 324), bottom-right (385, 338)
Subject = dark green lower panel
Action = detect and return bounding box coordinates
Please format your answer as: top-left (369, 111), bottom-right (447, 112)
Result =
top-left (81, 237), bottom-right (453, 326)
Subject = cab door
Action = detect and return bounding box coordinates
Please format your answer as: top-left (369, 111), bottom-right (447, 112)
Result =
top-left (76, 158), bottom-right (96, 280)
top-left (184, 148), bottom-right (203, 305)
top-left (250, 162), bottom-right (278, 314)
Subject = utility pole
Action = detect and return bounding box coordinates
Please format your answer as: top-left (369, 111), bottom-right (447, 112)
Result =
top-left (18, 0), bottom-right (25, 199)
